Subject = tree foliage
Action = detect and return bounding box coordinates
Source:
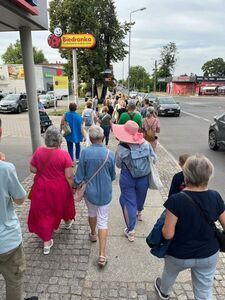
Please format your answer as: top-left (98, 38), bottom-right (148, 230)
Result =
top-left (2, 40), bottom-right (48, 64)
top-left (127, 66), bottom-right (151, 92)
top-left (48, 0), bottom-right (129, 86)
top-left (158, 42), bottom-right (178, 78)
top-left (201, 58), bottom-right (225, 76)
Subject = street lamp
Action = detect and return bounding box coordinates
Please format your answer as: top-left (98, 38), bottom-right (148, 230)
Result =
top-left (127, 7), bottom-right (146, 97)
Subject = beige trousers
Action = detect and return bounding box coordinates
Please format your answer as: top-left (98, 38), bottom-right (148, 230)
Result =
top-left (0, 244), bottom-right (26, 300)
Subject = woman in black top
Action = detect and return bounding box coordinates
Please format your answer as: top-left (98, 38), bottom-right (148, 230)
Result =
top-left (155, 154), bottom-right (225, 300)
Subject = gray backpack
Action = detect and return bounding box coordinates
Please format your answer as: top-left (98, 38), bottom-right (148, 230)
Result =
top-left (121, 142), bottom-right (150, 178)
top-left (83, 109), bottom-right (93, 126)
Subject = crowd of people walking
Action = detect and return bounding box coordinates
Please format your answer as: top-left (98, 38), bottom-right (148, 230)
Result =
top-left (0, 92), bottom-right (225, 300)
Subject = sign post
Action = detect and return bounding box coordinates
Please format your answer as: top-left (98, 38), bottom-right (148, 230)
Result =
top-left (72, 49), bottom-right (78, 104)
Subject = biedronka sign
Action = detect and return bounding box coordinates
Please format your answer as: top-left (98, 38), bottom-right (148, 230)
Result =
top-left (48, 30), bottom-right (96, 50)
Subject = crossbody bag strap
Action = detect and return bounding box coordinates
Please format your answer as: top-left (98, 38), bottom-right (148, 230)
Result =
top-left (86, 149), bottom-right (110, 185)
top-left (181, 191), bottom-right (216, 229)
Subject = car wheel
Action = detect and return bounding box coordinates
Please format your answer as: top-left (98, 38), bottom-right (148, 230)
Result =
top-left (17, 105), bottom-right (22, 114)
top-left (176, 113), bottom-right (180, 117)
top-left (208, 130), bottom-right (219, 150)
top-left (46, 102), bottom-right (50, 108)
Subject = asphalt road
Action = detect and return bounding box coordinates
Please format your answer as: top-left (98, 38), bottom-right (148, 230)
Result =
top-left (159, 96), bottom-right (225, 198)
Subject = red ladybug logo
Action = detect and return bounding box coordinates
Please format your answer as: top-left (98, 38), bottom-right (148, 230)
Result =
top-left (48, 34), bottom-right (61, 48)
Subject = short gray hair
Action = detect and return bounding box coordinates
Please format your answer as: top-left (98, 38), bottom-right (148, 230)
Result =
top-left (127, 99), bottom-right (136, 110)
top-left (89, 125), bottom-right (104, 141)
top-left (183, 154), bottom-right (214, 187)
top-left (44, 125), bottom-right (63, 147)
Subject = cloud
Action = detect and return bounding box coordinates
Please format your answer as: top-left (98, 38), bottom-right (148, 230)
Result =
top-left (0, 0), bottom-right (225, 81)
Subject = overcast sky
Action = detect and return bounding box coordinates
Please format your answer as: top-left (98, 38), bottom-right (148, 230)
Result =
top-left (0, 0), bottom-right (225, 80)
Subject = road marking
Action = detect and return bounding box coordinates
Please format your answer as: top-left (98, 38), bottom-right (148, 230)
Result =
top-left (181, 110), bottom-right (211, 123)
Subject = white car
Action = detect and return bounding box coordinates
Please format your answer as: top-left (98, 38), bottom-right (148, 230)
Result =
top-left (39, 94), bottom-right (57, 108)
top-left (47, 91), bottom-right (63, 100)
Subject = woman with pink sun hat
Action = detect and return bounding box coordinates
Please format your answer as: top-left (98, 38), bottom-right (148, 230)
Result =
top-left (112, 120), bottom-right (156, 242)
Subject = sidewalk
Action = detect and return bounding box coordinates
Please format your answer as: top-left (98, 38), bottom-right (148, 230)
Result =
top-left (0, 129), bottom-right (225, 300)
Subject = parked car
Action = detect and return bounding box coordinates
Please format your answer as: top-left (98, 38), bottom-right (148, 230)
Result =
top-left (143, 93), bottom-right (158, 105)
top-left (39, 94), bottom-right (57, 108)
top-left (129, 91), bottom-right (138, 99)
top-left (0, 93), bottom-right (27, 113)
top-left (37, 89), bottom-right (46, 96)
top-left (0, 93), bottom-right (7, 100)
top-left (208, 113), bottom-right (225, 150)
top-left (154, 96), bottom-right (180, 117)
top-left (47, 91), bottom-right (62, 100)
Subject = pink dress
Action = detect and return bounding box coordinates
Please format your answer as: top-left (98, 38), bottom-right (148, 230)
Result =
top-left (28, 147), bottom-right (75, 241)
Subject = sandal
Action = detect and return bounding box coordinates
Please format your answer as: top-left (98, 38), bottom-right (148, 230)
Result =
top-left (43, 239), bottom-right (54, 255)
top-left (65, 219), bottom-right (74, 230)
top-left (89, 233), bottom-right (97, 242)
top-left (98, 256), bottom-right (107, 267)
top-left (124, 228), bottom-right (135, 242)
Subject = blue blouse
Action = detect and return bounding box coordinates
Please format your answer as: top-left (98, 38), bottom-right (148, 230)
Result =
top-left (65, 111), bottom-right (83, 143)
top-left (74, 144), bottom-right (116, 206)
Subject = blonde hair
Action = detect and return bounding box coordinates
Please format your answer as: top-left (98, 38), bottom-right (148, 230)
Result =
top-left (102, 106), bottom-right (109, 113)
top-left (183, 154), bottom-right (214, 187)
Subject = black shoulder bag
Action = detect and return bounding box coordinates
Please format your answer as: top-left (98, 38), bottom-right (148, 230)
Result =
top-left (181, 191), bottom-right (225, 252)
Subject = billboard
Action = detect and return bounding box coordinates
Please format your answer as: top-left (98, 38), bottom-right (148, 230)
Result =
top-left (53, 76), bottom-right (69, 97)
top-left (8, 65), bottom-right (24, 80)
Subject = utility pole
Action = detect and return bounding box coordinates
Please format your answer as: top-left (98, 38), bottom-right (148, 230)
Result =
top-left (153, 60), bottom-right (157, 93)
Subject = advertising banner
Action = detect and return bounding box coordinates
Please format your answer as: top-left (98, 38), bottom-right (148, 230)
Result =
top-left (8, 65), bottom-right (24, 80)
top-left (53, 76), bottom-right (69, 97)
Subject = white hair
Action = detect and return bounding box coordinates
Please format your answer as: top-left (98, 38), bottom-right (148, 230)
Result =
top-left (89, 125), bottom-right (104, 140)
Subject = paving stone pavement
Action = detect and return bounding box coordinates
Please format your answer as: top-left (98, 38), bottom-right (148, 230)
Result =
top-left (0, 116), bottom-right (225, 299)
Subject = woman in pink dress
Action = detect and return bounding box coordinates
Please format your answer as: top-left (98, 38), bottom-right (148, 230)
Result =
top-left (142, 107), bottom-right (160, 151)
top-left (28, 126), bottom-right (75, 255)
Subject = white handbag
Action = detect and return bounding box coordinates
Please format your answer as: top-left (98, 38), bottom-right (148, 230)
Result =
top-left (149, 158), bottom-right (163, 190)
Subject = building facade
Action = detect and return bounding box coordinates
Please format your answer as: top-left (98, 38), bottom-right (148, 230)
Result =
top-left (164, 75), bottom-right (225, 96)
top-left (0, 64), bottom-right (63, 93)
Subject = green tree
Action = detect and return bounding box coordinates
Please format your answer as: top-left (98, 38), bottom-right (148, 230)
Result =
top-left (2, 40), bottom-right (48, 64)
top-left (201, 58), bottom-right (225, 76)
top-left (158, 42), bottom-right (178, 78)
top-left (48, 0), bottom-right (129, 99)
top-left (128, 66), bottom-right (151, 92)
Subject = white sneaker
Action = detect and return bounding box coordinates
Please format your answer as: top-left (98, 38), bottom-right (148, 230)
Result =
top-left (43, 239), bottom-right (54, 255)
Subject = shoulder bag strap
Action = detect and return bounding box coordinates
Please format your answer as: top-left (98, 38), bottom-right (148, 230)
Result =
top-left (86, 149), bottom-right (110, 185)
top-left (181, 191), bottom-right (216, 229)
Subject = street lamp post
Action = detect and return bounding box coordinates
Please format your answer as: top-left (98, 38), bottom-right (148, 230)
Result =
top-left (127, 7), bottom-right (146, 97)
top-left (153, 59), bottom-right (158, 92)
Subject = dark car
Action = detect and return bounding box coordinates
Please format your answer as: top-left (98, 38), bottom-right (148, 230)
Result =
top-left (0, 93), bottom-right (27, 113)
top-left (208, 113), bottom-right (225, 150)
top-left (154, 96), bottom-right (180, 117)
top-left (0, 93), bottom-right (7, 100)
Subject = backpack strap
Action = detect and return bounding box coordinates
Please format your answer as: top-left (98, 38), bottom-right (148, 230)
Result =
top-left (127, 112), bottom-right (136, 120)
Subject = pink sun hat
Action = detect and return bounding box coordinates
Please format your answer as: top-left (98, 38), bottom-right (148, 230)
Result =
top-left (112, 120), bottom-right (145, 144)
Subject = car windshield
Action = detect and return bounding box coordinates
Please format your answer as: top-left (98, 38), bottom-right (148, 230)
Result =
top-left (3, 94), bottom-right (19, 101)
top-left (159, 97), bottom-right (176, 104)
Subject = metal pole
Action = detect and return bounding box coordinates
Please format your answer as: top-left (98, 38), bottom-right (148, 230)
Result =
top-left (72, 49), bottom-right (78, 105)
top-left (127, 13), bottom-right (131, 97)
top-left (154, 60), bottom-right (157, 92)
top-left (19, 27), bottom-right (41, 152)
